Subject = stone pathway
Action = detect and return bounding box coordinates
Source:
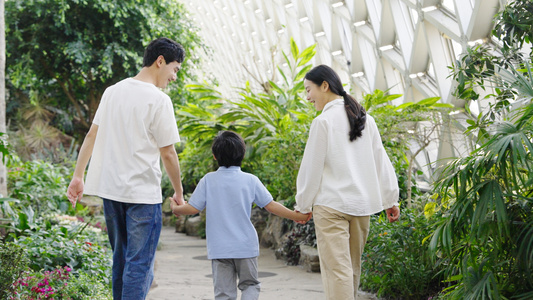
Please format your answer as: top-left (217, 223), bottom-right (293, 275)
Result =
top-left (147, 226), bottom-right (378, 300)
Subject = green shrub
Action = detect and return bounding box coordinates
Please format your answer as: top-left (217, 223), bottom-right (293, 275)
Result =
top-left (2, 154), bottom-right (112, 298)
top-left (13, 220), bottom-right (112, 285)
top-left (252, 122), bottom-right (309, 207)
top-left (7, 156), bottom-right (73, 214)
top-left (177, 142), bottom-right (218, 194)
top-left (9, 214), bottom-right (111, 284)
top-left (10, 266), bottom-right (112, 300)
top-left (62, 272), bottom-right (112, 299)
top-left (0, 242), bottom-right (29, 299)
top-left (360, 207), bottom-right (445, 299)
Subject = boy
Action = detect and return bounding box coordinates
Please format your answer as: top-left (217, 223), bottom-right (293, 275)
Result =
top-left (171, 131), bottom-right (311, 300)
top-left (67, 37), bottom-right (186, 300)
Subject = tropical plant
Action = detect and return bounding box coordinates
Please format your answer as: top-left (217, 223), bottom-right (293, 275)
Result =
top-left (360, 205), bottom-right (446, 299)
top-left (361, 90), bottom-right (454, 205)
top-left (177, 38), bottom-right (316, 202)
top-left (8, 90), bottom-right (73, 160)
top-left (428, 3), bottom-right (533, 294)
top-left (429, 78), bottom-right (533, 298)
top-left (493, 0), bottom-right (533, 57)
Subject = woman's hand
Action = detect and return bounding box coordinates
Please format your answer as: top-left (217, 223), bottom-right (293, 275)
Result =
top-left (295, 211), bottom-right (313, 224)
top-left (386, 206), bottom-right (400, 222)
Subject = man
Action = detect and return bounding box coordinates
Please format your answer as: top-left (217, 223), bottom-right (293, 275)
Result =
top-left (66, 37), bottom-right (185, 300)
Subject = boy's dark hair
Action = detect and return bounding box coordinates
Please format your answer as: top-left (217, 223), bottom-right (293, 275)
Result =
top-left (211, 131), bottom-right (246, 167)
top-left (143, 37), bottom-right (185, 67)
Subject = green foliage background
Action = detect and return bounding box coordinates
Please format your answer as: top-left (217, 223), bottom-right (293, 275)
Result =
top-left (420, 1), bottom-right (533, 298)
top-left (6, 0), bottom-right (203, 144)
top-left (3, 0), bottom-right (533, 299)
top-left (176, 39), bottom-right (317, 204)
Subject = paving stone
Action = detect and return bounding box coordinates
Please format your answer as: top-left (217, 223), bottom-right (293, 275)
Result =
top-left (147, 226), bottom-right (379, 300)
top-left (299, 245), bottom-right (320, 273)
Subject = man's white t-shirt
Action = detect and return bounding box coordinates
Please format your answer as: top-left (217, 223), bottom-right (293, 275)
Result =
top-left (84, 78), bottom-right (180, 204)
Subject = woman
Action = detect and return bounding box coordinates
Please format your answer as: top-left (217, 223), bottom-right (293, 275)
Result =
top-left (295, 65), bottom-right (400, 300)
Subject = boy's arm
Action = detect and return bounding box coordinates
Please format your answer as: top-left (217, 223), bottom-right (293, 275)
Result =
top-left (160, 145), bottom-right (185, 205)
top-left (264, 201), bottom-right (311, 223)
top-left (67, 124), bottom-right (98, 208)
top-left (170, 199), bottom-right (200, 216)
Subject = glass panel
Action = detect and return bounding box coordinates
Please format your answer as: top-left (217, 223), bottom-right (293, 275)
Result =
top-left (441, 0), bottom-right (455, 14)
top-left (409, 8), bottom-right (418, 28)
top-left (427, 62), bottom-right (435, 79)
top-left (450, 39), bottom-right (463, 60)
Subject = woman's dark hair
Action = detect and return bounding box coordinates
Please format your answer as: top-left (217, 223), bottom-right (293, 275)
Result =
top-left (143, 37), bottom-right (185, 67)
top-left (305, 64), bottom-right (366, 141)
top-left (211, 131), bottom-right (246, 167)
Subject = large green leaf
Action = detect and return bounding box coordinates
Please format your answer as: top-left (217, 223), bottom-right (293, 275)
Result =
top-left (297, 44), bottom-right (317, 67)
top-left (290, 38), bottom-right (299, 61)
top-left (417, 97), bottom-right (441, 106)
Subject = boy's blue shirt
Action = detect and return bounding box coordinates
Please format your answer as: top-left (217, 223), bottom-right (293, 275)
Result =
top-left (188, 166), bottom-right (273, 259)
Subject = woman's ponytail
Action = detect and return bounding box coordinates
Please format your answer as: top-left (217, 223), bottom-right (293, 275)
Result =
top-left (343, 93), bottom-right (366, 141)
top-left (305, 65), bottom-right (367, 141)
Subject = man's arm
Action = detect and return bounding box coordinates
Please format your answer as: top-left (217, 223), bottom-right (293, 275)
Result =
top-left (67, 124), bottom-right (98, 207)
top-left (160, 144), bottom-right (185, 204)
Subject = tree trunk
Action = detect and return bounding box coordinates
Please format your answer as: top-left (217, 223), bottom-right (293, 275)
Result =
top-left (0, 0), bottom-right (7, 198)
top-left (407, 145), bottom-right (427, 207)
top-left (407, 154), bottom-right (413, 208)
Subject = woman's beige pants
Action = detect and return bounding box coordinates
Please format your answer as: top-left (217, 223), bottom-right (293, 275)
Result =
top-left (313, 205), bottom-right (370, 300)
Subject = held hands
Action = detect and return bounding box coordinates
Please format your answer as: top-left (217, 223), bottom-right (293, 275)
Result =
top-left (294, 211), bottom-right (312, 224)
top-left (173, 192), bottom-right (185, 206)
top-left (169, 193), bottom-right (186, 217)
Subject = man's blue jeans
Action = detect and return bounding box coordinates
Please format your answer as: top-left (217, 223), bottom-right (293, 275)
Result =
top-left (103, 199), bottom-right (162, 300)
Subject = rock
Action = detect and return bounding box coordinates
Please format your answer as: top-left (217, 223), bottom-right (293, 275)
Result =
top-left (161, 197), bottom-right (174, 226)
top-left (162, 197), bottom-right (172, 214)
top-left (175, 215), bottom-right (187, 233)
top-left (185, 215), bottom-right (203, 237)
top-left (162, 215), bottom-right (174, 227)
top-left (299, 245), bottom-right (320, 273)
top-left (250, 207), bottom-right (270, 239)
top-left (260, 215), bottom-right (290, 249)
top-left (79, 195), bottom-right (103, 215)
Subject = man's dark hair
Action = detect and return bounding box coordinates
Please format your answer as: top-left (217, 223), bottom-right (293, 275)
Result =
top-left (211, 131), bottom-right (246, 167)
top-left (143, 37), bottom-right (185, 67)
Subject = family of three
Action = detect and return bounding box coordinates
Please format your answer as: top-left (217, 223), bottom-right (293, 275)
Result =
top-left (67, 37), bottom-right (400, 300)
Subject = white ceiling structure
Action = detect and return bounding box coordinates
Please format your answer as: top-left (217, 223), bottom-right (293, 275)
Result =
top-left (179, 0), bottom-right (508, 180)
